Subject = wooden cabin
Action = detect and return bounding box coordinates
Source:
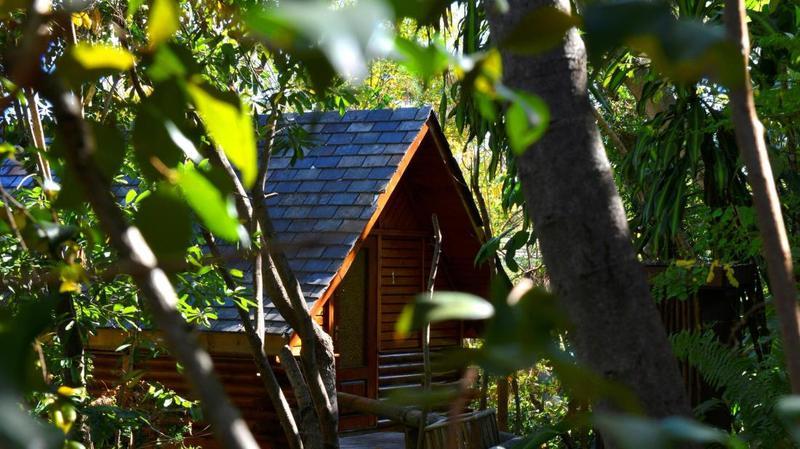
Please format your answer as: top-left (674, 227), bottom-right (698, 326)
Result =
top-left (79, 106), bottom-right (491, 446)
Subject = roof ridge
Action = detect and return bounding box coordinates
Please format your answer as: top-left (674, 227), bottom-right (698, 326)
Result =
top-left (269, 104), bottom-right (432, 125)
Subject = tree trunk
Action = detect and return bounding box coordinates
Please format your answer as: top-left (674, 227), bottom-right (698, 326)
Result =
top-left (209, 109), bottom-right (340, 449)
top-left (496, 376), bottom-right (509, 432)
top-left (280, 345), bottom-right (322, 448)
top-left (203, 230), bottom-right (304, 449)
top-left (485, 0), bottom-right (692, 423)
top-left (511, 374), bottom-right (521, 434)
top-left (724, 0), bottom-right (800, 392)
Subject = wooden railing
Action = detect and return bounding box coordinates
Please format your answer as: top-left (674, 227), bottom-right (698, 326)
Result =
top-left (337, 392), bottom-right (507, 449)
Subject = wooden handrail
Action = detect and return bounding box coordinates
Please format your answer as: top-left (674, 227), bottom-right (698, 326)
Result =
top-left (336, 392), bottom-right (438, 427)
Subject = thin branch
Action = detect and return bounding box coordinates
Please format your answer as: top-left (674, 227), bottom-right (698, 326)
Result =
top-left (418, 214), bottom-right (442, 449)
top-left (22, 89), bottom-right (52, 183)
top-left (39, 78), bottom-right (259, 449)
top-left (99, 77), bottom-right (119, 124)
top-left (724, 0), bottom-right (800, 393)
top-left (0, 183), bottom-right (28, 251)
top-left (591, 106), bottom-right (628, 156)
top-left (207, 105), bottom-right (339, 448)
top-left (203, 228), bottom-right (303, 449)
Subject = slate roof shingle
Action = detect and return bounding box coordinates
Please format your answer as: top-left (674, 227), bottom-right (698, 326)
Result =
top-left (0, 106), bottom-right (433, 335)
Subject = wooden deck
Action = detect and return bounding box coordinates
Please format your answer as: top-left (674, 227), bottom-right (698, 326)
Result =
top-left (340, 431), bottom-right (405, 449)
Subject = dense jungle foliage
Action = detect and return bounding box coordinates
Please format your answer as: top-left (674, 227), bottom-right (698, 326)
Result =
top-left (1, 0), bottom-right (800, 448)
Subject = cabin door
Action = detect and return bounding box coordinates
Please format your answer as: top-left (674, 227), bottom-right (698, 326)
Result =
top-left (333, 237), bottom-right (377, 430)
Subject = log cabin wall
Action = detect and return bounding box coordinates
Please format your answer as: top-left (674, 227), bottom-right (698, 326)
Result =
top-left (90, 348), bottom-right (291, 449)
top-left (371, 136), bottom-right (473, 408)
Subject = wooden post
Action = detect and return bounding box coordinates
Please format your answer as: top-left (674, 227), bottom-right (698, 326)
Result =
top-left (423, 215), bottom-right (443, 389)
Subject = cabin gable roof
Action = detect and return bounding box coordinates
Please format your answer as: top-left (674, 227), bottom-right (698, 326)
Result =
top-left (0, 106), bottom-right (485, 336)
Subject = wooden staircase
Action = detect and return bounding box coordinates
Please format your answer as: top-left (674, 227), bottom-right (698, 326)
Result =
top-left (377, 351), bottom-right (461, 427)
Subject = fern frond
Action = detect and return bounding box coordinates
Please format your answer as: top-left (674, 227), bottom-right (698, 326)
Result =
top-left (671, 330), bottom-right (790, 448)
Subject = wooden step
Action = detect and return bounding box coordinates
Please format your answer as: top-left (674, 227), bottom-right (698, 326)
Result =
top-left (378, 380), bottom-right (462, 399)
top-left (380, 373), bottom-right (423, 385)
top-left (378, 351), bottom-right (424, 364)
top-left (379, 362), bottom-right (424, 376)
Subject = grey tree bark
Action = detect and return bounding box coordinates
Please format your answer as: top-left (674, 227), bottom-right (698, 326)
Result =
top-left (485, 0), bottom-right (692, 423)
top-left (280, 345), bottom-right (322, 447)
top-left (41, 80), bottom-right (260, 449)
top-left (208, 110), bottom-right (339, 449)
top-left (203, 229), bottom-right (303, 449)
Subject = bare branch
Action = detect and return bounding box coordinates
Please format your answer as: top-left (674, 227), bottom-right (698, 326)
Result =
top-left (39, 78), bottom-right (259, 449)
top-left (0, 183), bottom-right (28, 251)
top-left (203, 229), bottom-right (303, 449)
top-left (418, 214), bottom-right (442, 449)
top-left (724, 0), bottom-right (800, 393)
top-left (206, 104), bottom-right (339, 448)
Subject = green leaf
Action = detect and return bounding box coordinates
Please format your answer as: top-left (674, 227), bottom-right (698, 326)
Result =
top-left (185, 82), bottom-right (257, 188)
top-left (52, 170), bottom-right (83, 212)
top-left (177, 164), bottom-right (242, 243)
top-left (124, 189), bottom-right (137, 205)
top-left (777, 396), bottom-right (800, 444)
top-left (0, 395), bottom-right (64, 449)
top-left (594, 413), bottom-right (733, 449)
top-left (386, 384), bottom-right (460, 408)
top-left (393, 37), bottom-right (450, 86)
top-left (396, 292), bottom-right (494, 336)
top-left (147, 43), bottom-right (198, 82)
top-left (0, 0), bottom-right (26, 16)
top-left (148, 0), bottom-right (180, 48)
top-left (53, 126), bottom-right (122, 210)
top-left (502, 89), bottom-right (550, 155)
top-left (594, 414), bottom-right (670, 449)
top-left (745, 0), bottom-right (770, 11)
top-left (474, 231), bottom-right (507, 265)
top-left (385, 0), bottom-right (451, 26)
top-left (0, 296), bottom-right (57, 389)
top-left (0, 142), bottom-right (16, 160)
top-left (659, 417), bottom-right (730, 444)
top-left (246, 1), bottom-right (392, 83)
top-left (57, 44), bottom-right (135, 88)
top-left (474, 91), bottom-right (497, 121)
top-left (132, 84), bottom-right (194, 181)
top-left (501, 6), bottom-right (581, 54)
top-left (582, 1), bottom-right (744, 86)
top-left (127, 0), bottom-right (146, 19)
top-left (90, 121), bottom-right (126, 178)
top-left (504, 231), bottom-right (526, 272)
top-left (466, 281), bottom-right (572, 375)
top-left (135, 187), bottom-right (192, 261)
top-left (32, 222), bottom-right (79, 251)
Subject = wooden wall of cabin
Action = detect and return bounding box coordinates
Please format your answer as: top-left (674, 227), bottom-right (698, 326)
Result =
top-left (373, 155), bottom-right (466, 405)
top-left (90, 347), bottom-right (292, 449)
